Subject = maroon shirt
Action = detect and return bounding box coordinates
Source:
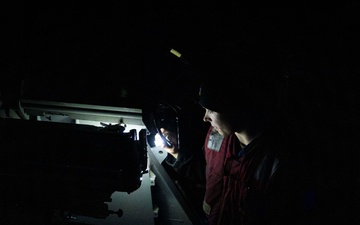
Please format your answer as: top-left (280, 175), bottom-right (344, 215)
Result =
top-left (166, 126), bottom-right (310, 225)
top-left (203, 126), bottom-right (304, 225)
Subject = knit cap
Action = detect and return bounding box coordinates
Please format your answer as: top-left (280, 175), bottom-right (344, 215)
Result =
top-left (199, 79), bottom-right (241, 113)
top-left (198, 65), bottom-right (279, 114)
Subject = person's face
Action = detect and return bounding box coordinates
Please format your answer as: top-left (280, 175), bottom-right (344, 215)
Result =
top-left (203, 108), bottom-right (233, 136)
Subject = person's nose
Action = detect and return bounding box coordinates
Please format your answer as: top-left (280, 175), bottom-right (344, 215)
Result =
top-left (203, 111), bottom-right (210, 122)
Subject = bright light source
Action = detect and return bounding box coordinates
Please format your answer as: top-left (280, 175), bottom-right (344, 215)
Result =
top-left (154, 133), bottom-right (164, 147)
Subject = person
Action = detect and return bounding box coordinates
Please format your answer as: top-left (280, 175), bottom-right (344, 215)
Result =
top-left (160, 55), bottom-right (315, 225)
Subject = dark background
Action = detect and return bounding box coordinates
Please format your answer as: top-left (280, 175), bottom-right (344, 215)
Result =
top-left (2, 1), bottom-right (358, 107)
top-left (1, 1), bottom-right (360, 224)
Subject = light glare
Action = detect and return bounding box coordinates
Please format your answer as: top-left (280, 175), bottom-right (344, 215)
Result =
top-left (154, 133), bottom-right (164, 147)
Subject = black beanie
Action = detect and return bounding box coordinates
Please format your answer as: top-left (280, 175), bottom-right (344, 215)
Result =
top-left (197, 43), bottom-right (280, 114)
top-left (198, 69), bottom-right (278, 114)
top-left (199, 79), bottom-right (243, 113)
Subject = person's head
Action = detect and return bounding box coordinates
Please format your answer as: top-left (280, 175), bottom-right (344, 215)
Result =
top-left (198, 55), bottom-right (279, 137)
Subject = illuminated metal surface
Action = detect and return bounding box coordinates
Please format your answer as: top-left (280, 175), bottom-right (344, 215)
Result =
top-left (21, 99), bottom-right (143, 125)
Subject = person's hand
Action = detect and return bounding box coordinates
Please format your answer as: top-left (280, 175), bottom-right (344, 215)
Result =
top-left (160, 128), bottom-right (179, 159)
